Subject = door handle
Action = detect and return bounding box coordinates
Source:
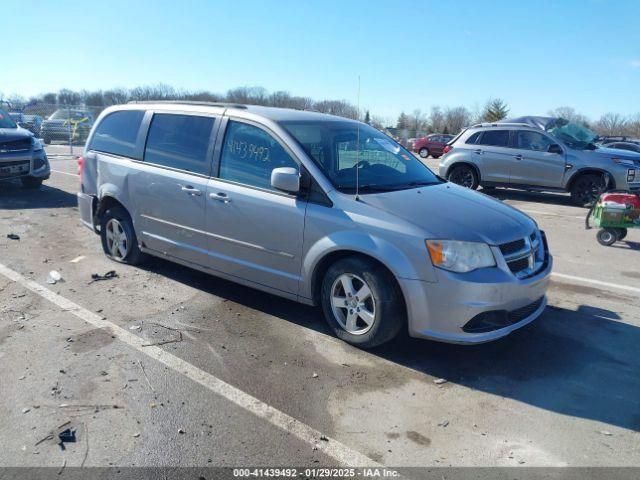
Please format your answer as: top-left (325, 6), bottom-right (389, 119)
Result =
top-left (180, 185), bottom-right (202, 196)
top-left (473, 149), bottom-right (483, 155)
top-left (514, 154), bottom-right (523, 160)
top-left (209, 192), bottom-right (231, 203)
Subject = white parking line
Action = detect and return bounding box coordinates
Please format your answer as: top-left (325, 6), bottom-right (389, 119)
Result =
top-left (0, 262), bottom-right (379, 468)
top-left (552, 272), bottom-right (640, 294)
top-left (519, 209), bottom-right (584, 219)
top-left (50, 169), bottom-right (76, 177)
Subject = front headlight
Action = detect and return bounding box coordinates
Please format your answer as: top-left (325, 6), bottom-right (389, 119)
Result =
top-left (426, 240), bottom-right (496, 273)
top-left (612, 157), bottom-right (635, 168)
top-left (32, 138), bottom-right (43, 151)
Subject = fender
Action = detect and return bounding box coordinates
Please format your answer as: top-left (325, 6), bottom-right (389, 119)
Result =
top-left (564, 167), bottom-right (616, 190)
top-left (298, 230), bottom-right (437, 301)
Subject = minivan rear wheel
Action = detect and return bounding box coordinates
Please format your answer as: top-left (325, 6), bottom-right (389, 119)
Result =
top-left (448, 164), bottom-right (479, 189)
top-left (570, 173), bottom-right (606, 207)
top-left (418, 147), bottom-right (429, 158)
top-left (320, 257), bottom-right (404, 348)
top-left (100, 206), bottom-right (146, 265)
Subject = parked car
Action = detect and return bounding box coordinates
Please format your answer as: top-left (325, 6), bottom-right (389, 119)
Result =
top-left (413, 134), bottom-right (454, 158)
top-left (440, 117), bottom-right (640, 206)
top-left (0, 108), bottom-right (50, 188)
top-left (78, 102), bottom-right (551, 348)
top-left (9, 112), bottom-right (44, 136)
top-left (602, 141), bottom-right (640, 154)
top-left (41, 109), bottom-right (94, 144)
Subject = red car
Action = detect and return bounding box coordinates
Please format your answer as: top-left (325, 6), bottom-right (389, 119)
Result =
top-left (413, 134), bottom-right (454, 159)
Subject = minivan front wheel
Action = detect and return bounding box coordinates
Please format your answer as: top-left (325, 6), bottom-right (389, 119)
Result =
top-left (100, 206), bottom-right (146, 265)
top-left (448, 164), bottom-right (479, 189)
top-left (320, 257), bottom-right (404, 348)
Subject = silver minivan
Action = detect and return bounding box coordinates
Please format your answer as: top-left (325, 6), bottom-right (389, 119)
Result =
top-left (77, 102), bottom-right (552, 348)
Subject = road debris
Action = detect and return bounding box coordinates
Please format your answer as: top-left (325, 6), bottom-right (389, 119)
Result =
top-left (138, 360), bottom-right (156, 392)
top-left (89, 270), bottom-right (118, 283)
top-left (129, 325), bottom-right (141, 331)
top-left (21, 407), bottom-right (30, 414)
top-left (6, 233), bottom-right (20, 240)
top-left (312, 372), bottom-right (319, 378)
top-left (438, 420), bottom-right (450, 427)
top-left (47, 270), bottom-right (63, 284)
top-left (141, 323), bottom-right (184, 347)
top-left (69, 255), bottom-right (86, 263)
top-left (599, 430), bottom-right (613, 436)
top-left (434, 378), bottom-right (448, 385)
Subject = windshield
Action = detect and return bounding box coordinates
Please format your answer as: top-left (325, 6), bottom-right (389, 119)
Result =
top-left (547, 119), bottom-right (598, 150)
top-left (281, 120), bottom-right (441, 193)
top-left (50, 110), bottom-right (90, 120)
top-left (0, 108), bottom-right (17, 128)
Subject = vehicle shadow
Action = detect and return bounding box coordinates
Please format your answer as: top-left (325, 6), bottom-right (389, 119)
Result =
top-left (611, 240), bottom-right (640, 251)
top-left (141, 257), bottom-right (640, 433)
top-left (482, 187), bottom-right (581, 208)
top-left (0, 182), bottom-right (77, 210)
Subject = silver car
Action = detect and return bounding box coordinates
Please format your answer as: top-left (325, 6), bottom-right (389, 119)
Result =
top-left (77, 102), bottom-right (551, 348)
top-left (440, 116), bottom-right (640, 206)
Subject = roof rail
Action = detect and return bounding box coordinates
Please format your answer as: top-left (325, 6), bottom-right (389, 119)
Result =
top-left (470, 122), bottom-right (532, 128)
top-left (127, 100), bottom-right (248, 109)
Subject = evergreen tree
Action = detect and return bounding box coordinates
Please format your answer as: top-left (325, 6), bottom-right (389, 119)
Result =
top-left (481, 98), bottom-right (509, 122)
top-left (364, 110), bottom-right (371, 124)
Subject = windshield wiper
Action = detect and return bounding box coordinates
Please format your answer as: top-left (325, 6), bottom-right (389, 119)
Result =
top-left (336, 184), bottom-right (397, 193)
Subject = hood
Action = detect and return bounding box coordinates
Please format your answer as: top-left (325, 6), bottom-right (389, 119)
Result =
top-left (0, 127), bottom-right (33, 142)
top-left (591, 146), bottom-right (640, 163)
top-left (359, 183), bottom-right (537, 245)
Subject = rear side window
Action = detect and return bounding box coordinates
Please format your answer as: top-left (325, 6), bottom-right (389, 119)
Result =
top-left (219, 121), bottom-right (298, 191)
top-left (144, 114), bottom-right (214, 175)
top-left (478, 130), bottom-right (509, 147)
top-left (465, 132), bottom-right (482, 144)
top-left (90, 110), bottom-right (144, 158)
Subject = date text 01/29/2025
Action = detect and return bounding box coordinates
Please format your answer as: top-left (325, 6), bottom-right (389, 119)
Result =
top-left (232, 468), bottom-right (400, 477)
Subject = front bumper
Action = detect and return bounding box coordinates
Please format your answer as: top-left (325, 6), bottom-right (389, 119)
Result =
top-left (400, 252), bottom-right (553, 344)
top-left (0, 150), bottom-right (50, 182)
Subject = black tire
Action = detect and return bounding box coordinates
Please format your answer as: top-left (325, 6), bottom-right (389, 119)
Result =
top-left (100, 206), bottom-right (146, 265)
top-left (613, 228), bottom-right (628, 240)
top-left (432, 155), bottom-right (440, 159)
top-left (320, 257), bottom-right (405, 348)
top-left (596, 228), bottom-right (617, 246)
top-left (418, 147), bottom-right (429, 158)
top-left (482, 185), bottom-right (497, 192)
top-left (43, 137), bottom-right (51, 145)
top-left (448, 164), bottom-right (479, 189)
top-left (20, 177), bottom-right (43, 189)
top-left (570, 173), bottom-right (606, 207)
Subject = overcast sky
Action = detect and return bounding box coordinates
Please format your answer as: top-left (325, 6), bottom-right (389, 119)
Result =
top-left (4, 0), bottom-right (640, 121)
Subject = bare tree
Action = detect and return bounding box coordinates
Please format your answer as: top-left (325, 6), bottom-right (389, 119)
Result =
top-left (428, 106), bottom-right (445, 133)
top-left (547, 106), bottom-right (590, 127)
top-left (443, 106), bottom-right (471, 135)
top-left (594, 113), bottom-right (627, 136)
top-left (624, 113), bottom-right (640, 138)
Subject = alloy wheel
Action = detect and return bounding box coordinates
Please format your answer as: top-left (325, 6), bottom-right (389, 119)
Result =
top-left (330, 273), bottom-right (376, 335)
top-left (105, 218), bottom-right (129, 260)
top-left (450, 167), bottom-right (475, 188)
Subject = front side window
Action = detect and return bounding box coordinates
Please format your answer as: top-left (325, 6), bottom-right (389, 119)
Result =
top-left (219, 121), bottom-right (298, 190)
top-left (90, 110), bottom-right (144, 158)
top-left (516, 131), bottom-right (555, 152)
top-left (282, 120), bottom-right (441, 193)
top-left (478, 130), bottom-right (509, 147)
top-left (144, 114), bottom-right (214, 175)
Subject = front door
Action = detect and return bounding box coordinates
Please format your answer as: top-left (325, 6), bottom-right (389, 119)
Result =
top-left (511, 130), bottom-right (566, 187)
top-left (130, 112), bottom-right (218, 266)
top-left (204, 119), bottom-right (306, 295)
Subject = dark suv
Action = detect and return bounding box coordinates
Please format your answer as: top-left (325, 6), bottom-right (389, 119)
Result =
top-left (41, 109), bottom-right (94, 144)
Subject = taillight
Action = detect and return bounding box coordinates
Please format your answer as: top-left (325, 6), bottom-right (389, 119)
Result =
top-left (443, 145), bottom-right (452, 154)
top-left (77, 156), bottom-right (85, 180)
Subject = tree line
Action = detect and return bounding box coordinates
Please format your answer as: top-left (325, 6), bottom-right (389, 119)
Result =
top-left (395, 100), bottom-right (640, 139)
top-left (3, 85), bottom-right (639, 139)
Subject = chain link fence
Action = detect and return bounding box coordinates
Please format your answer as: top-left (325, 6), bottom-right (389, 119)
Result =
top-left (1, 100), bottom-right (104, 156)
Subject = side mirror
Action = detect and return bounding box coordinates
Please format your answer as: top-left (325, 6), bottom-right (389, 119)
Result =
top-left (548, 144), bottom-right (563, 154)
top-left (271, 167), bottom-right (300, 194)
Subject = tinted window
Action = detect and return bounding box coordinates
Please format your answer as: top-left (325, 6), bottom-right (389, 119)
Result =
top-left (516, 131), bottom-right (554, 152)
top-left (219, 121), bottom-right (298, 190)
top-left (90, 110), bottom-right (144, 157)
top-left (144, 114), bottom-right (214, 175)
top-left (466, 132), bottom-right (482, 144)
top-left (478, 130), bottom-right (509, 147)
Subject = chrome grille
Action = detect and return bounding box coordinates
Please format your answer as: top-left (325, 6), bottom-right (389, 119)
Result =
top-left (499, 230), bottom-right (546, 279)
